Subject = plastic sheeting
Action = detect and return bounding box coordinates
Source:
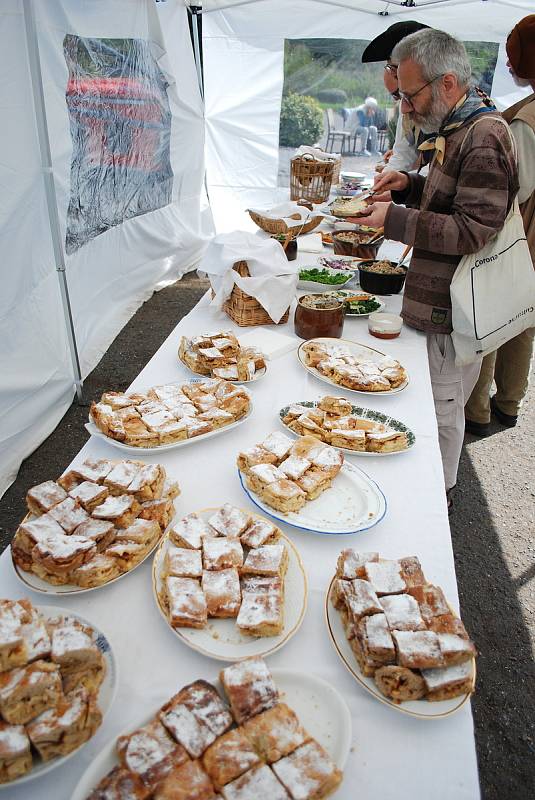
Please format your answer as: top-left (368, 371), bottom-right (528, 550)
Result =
top-left (0, 0), bottom-right (207, 497)
top-left (203, 0), bottom-right (533, 231)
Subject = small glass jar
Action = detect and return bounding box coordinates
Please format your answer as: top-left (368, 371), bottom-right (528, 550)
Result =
top-left (368, 312), bottom-right (403, 339)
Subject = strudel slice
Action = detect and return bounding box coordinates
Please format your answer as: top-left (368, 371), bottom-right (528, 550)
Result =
top-left (374, 665), bottom-right (426, 703)
top-left (166, 577), bottom-right (207, 629)
top-left (86, 766), bottom-right (151, 800)
top-left (237, 592), bottom-right (283, 637)
top-left (317, 396), bottom-right (352, 415)
top-left (26, 481), bottom-right (67, 515)
top-left (26, 687), bottom-right (101, 760)
top-left (153, 759), bottom-right (217, 800)
top-left (202, 728), bottom-right (261, 789)
top-left (240, 519), bottom-right (281, 549)
top-left (104, 541), bottom-right (150, 571)
top-left (272, 740), bottom-right (343, 800)
top-left (295, 469), bottom-right (332, 502)
top-left (278, 456), bottom-right (311, 481)
top-left (398, 556), bottom-right (426, 588)
top-left (220, 657), bottom-right (278, 724)
top-left (364, 560), bottom-right (406, 596)
top-left (68, 481), bottom-right (109, 513)
top-left (330, 428), bottom-right (367, 450)
top-left (203, 538), bottom-right (244, 571)
top-left (421, 660), bottom-right (474, 701)
top-left (70, 554), bottom-right (120, 588)
top-left (245, 464), bottom-right (286, 495)
top-left (175, 680), bottom-right (233, 740)
top-left (336, 550), bottom-right (379, 581)
top-left (236, 446), bottom-right (277, 473)
top-left (436, 633), bottom-right (476, 665)
top-left (0, 722), bottom-right (32, 783)
top-left (159, 698), bottom-right (216, 758)
top-left (241, 544), bottom-right (288, 578)
top-left (261, 432), bottom-right (294, 462)
top-left (392, 631), bottom-right (444, 669)
top-left (241, 703), bottom-right (309, 763)
top-left (341, 579), bottom-right (382, 625)
top-left (170, 513), bottom-right (211, 550)
top-left (68, 458), bottom-right (114, 486)
top-left (115, 519), bottom-right (161, 549)
top-left (20, 604), bottom-right (51, 663)
top-left (208, 505), bottom-right (252, 539)
top-left (92, 494), bottom-right (141, 529)
top-left (49, 616), bottom-right (101, 673)
top-left (117, 716), bottom-right (189, 791)
top-left (202, 569), bottom-right (241, 618)
top-left (139, 498), bottom-right (174, 531)
top-left (379, 594), bottom-right (426, 631)
top-left (48, 497), bottom-right (89, 533)
top-left (32, 531), bottom-right (96, 577)
top-left (166, 545), bottom-right (203, 578)
top-left (0, 600), bottom-right (31, 672)
top-left (127, 464), bottom-right (166, 502)
top-left (351, 614), bottom-right (396, 676)
top-left (366, 431), bottom-right (408, 453)
top-left (258, 480), bottom-right (306, 514)
top-left (0, 660), bottom-right (62, 725)
top-left (222, 764), bottom-right (289, 800)
top-left (73, 518), bottom-right (116, 551)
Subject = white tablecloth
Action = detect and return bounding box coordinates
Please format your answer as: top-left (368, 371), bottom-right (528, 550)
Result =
top-left (2, 245), bottom-right (480, 799)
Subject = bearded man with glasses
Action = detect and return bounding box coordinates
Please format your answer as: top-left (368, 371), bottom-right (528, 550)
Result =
top-left (360, 28), bottom-right (519, 510)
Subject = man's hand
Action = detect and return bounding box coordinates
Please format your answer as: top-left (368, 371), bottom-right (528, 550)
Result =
top-left (372, 170), bottom-right (409, 195)
top-left (357, 201), bottom-right (391, 230)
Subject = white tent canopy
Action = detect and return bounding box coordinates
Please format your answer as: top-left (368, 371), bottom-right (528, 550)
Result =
top-left (1, 0), bottom-right (531, 496)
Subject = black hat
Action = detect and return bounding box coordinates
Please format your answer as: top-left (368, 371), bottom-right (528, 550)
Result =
top-left (362, 21), bottom-right (430, 63)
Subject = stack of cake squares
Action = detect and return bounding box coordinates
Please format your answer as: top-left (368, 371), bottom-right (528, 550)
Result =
top-left (332, 550), bottom-right (476, 703)
top-left (161, 505), bottom-right (287, 637)
top-left (302, 340), bottom-right (407, 393)
top-left (0, 599), bottom-right (103, 783)
top-left (11, 458), bottom-right (179, 588)
top-left (238, 432), bottom-right (344, 513)
top-left (86, 656), bottom-right (342, 799)
top-left (90, 379), bottom-right (250, 448)
top-left (179, 331), bottom-right (265, 382)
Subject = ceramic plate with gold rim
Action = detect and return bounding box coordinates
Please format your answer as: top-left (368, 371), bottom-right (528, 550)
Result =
top-left (297, 336), bottom-right (409, 396)
top-left (152, 507), bottom-right (307, 661)
top-left (324, 576), bottom-right (475, 719)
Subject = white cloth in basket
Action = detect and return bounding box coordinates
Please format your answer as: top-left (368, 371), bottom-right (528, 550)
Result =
top-left (247, 201), bottom-right (321, 229)
top-left (199, 231), bottom-right (298, 324)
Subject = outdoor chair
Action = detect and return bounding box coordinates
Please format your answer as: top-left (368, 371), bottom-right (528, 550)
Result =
top-left (325, 108), bottom-right (351, 154)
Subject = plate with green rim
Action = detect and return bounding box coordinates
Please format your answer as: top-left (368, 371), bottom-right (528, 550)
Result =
top-left (279, 400), bottom-right (415, 457)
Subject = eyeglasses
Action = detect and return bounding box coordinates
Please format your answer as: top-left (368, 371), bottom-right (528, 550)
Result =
top-left (384, 63), bottom-right (398, 76)
top-left (398, 74), bottom-right (445, 107)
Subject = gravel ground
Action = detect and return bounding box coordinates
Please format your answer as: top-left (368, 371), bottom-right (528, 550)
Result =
top-left (1, 274), bottom-right (533, 799)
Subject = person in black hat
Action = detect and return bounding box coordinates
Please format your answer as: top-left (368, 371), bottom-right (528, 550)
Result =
top-left (362, 21), bottom-right (429, 175)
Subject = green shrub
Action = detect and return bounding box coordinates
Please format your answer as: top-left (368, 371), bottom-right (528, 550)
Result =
top-left (315, 88), bottom-right (347, 104)
top-left (279, 93), bottom-right (324, 148)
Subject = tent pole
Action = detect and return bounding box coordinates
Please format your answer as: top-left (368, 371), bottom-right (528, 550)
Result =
top-left (22, 0), bottom-right (84, 404)
top-left (190, 6), bottom-right (204, 100)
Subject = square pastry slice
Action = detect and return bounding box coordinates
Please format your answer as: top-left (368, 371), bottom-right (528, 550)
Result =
top-left (352, 614), bottom-right (396, 676)
top-left (72, 519), bottom-right (116, 552)
top-left (203, 727), bottom-right (261, 789)
top-left (295, 468), bottom-right (332, 501)
top-left (26, 481), bottom-right (67, 515)
top-left (0, 722), bottom-right (32, 783)
top-left (32, 531), bottom-right (96, 577)
top-left (117, 717), bottom-right (189, 790)
top-left (237, 446), bottom-right (277, 472)
top-left (245, 464), bottom-right (286, 495)
top-left (261, 432), bottom-right (294, 462)
top-left (26, 687), bottom-right (102, 761)
top-left (240, 519), bottom-right (280, 549)
top-left (166, 545), bottom-right (203, 578)
top-left (202, 569), bottom-right (241, 618)
top-left (398, 556), bottom-right (426, 588)
top-left (237, 592), bottom-right (283, 637)
top-left (0, 600), bottom-right (30, 673)
top-left (68, 481), bottom-right (109, 513)
top-left (175, 680), bottom-right (233, 740)
top-left (272, 740), bottom-right (342, 800)
top-left (336, 550), bottom-right (379, 581)
top-left (104, 461), bottom-right (144, 494)
top-left (159, 699), bottom-right (216, 758)
top-left (259, 479), bottom-right (307, 514)
top-left (241, 703), bottom-right (309, 763)
top-left (115, 518), bottom-right (161, 548)
top-left (343, 579), bottom-right (382, 623)
top-left (86, 766), bottom-right (151, 800)
top-left (49, 616), bottom-right (101, 674)
top-left (277, 456), bottom-right (311, 481)
top-left (0, 660), bottom-right (63, 725)
top-left (166, 577), bottom-right (207, 629)
top-left (69, 554), bottom-right (120, 589)
top-left (364, 560), bottom-right (406, 596)
top-left (127, 464), bottom-right (166, 502)
top-left (208, 505), bottom-right (252, 539)
top-left (222, 764), bottom-right (289, 800)
top-left (392, 631), bottom-right (444, 669)
top-left (92, 495), bottom-right (141, 529)
top-left (48, 497), bottom-right (90, 533)
top-left (241, 544), bottom-right (287, 578)
top-left (20, 605), bottom-right (51, 663)
top-left (220, 657), bottom-right (278, 725)
top-left (203, 538), bottom-right (244, 571)
top-left (104, 540), bottom-right (149, 571)
top-left (436, 633), bottom-right (476, 665)
top-left (379, 594), bottom-right (426, 632)
top-left (153, 759), bottom-right (217, 800)
top-left (421, 660), bottom-right (474, 701)
top-left (139, 498), bottom-right (174, 531)
top-left (170, 513), bottom-right (212, 550)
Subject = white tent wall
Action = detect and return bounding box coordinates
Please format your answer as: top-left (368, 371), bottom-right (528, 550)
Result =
top-left (202, 0), bottom-right (534, 231)
top-left (0, 0), bottom-right (208, 497)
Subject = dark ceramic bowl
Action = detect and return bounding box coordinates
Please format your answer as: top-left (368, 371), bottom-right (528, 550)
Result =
top-left (357, 260), bottom-right (408, 295)
top-left (333, 231), bottom-right (383, 260)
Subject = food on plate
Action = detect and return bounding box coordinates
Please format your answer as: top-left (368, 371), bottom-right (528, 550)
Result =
top-left (179, 331), bottom-right (266, 381)
top-left (298, 294), bottom-right (343, 311)
top-left (158, 505), bottom-right (287, 638)
top-left (330, 550), bottom-right (476, 704)
top-left (331, 196), bottom-right (368, 217)
top-left (318, 257), bottom-right (359, 271)
top-left (302, 340), bottom-right (407, 393)
top-left (320, 231), bottom-right (334, 245)
top-left (83, 657), bottom-right (343, 798)
top-left (359, 259), bottom-right (406, 275)
top-left (90, 379), bottom-right (251, 447)
top-left (298, 268), bottom-right (350, 286)
top-left (238, 433), bottom-right (344, 513)
top-left (333, 230), bottom-right (378, 244)
top-left (326, 290), bottom-right (381, 315)
top-left (0, 600), bottom-right (104, 782)
top-left (281, 396), bottom-right (408, 453)
top-left (11, 458), bottom-right (178, 588)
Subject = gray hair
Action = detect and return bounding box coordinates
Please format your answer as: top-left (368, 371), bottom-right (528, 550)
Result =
top-left (391, 29), bottom-right (471, 88)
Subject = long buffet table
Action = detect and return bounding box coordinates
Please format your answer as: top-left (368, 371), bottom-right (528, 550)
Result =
top-left (2, 243), bottom-right (480, 799)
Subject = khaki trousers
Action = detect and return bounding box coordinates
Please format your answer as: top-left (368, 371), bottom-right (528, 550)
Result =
top-left (427, 334), bottom-right (482, 492)
top-left (465, 327), bottom-right (535, 423)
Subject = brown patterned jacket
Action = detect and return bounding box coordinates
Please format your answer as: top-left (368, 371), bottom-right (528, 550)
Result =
top-left (385, 113), bottom-right (519, 334)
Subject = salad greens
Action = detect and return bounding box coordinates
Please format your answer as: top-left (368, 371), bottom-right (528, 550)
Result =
top-left (299, 268), bottom-right (349, 285)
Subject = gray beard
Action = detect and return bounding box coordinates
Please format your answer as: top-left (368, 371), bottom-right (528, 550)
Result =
top-left (415, 99), bottom-right (452, 133)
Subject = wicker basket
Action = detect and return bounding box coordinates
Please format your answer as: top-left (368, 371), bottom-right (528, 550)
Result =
top-left (218, 261), bottom-right (290, 327)
top-left (248, 210), bottom-right (322, 237)
top-left (290, 154), bottom-right (335, 203)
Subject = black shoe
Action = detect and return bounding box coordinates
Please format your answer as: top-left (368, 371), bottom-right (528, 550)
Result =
top-left (464, 418), bottom-right (490, 436)
top-left (490, 395), bottom-right (518, 428)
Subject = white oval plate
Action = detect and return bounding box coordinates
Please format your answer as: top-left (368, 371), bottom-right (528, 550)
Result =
top-left (239, 461), bottom-right (386, 535)
top-left (324, 578), bottom-right (475, 720)
top-left (278, 401), bottom-right (415, 457)
top-left (298, 268), bottom-right (355, 293)
top-left (178, 351), bottom-right (267, 386)
top-left (70, 668), bottom-right (351, 800)
top-left (1, 606), bottom-right (117, 789)
top-left (152, 509), bottom-right (307, 661)
top-left (297, 337), bottom-right (409, 396)
top-left (86, 401), bottom-right (252, 454)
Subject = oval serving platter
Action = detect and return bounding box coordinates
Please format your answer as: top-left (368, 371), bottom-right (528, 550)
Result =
top-left (278, 400), bottom-right (415, 457)
top-left (152, 507), bottom-right (307, 661)
top-left (324, 577), bottom-right (475, 720)
top-left (297, 336), bottom-right (409, 396)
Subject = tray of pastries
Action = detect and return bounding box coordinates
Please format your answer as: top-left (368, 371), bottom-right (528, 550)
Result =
top-left (179, 331), bottom-right (267, 384)
top-left (71, 656), bottom-right (349, 800)
top-left (279, 396), bottom-right (415, 456)
top-left (10, 458), bottom-right (180, 594)
top-left (152, 505), bottom-right (307, 661)
top-left (87, 379), bottom-right (251, 453)
top-left (325, 549), bottom-right (477, 718)
top-left (0, 599), bottom-right (116, 785)
top-left (237, 432), bottom-right (386, 534)
top-left (298, 338), bottom-right (408, 395)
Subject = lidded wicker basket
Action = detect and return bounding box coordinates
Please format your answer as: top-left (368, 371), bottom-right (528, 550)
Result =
top-left (290, 154), bottom-right (335, 203)
top-left (219, 261), bottom-right (290, 327)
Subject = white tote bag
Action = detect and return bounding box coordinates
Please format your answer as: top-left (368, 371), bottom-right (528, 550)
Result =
top-left (451, 120), bottom-right (535, 366)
